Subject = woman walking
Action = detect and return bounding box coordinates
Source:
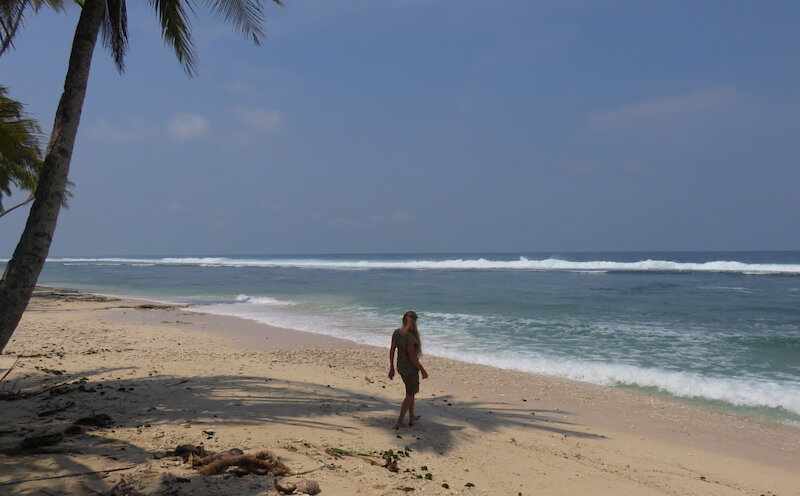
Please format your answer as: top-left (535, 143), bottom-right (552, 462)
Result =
top-left (388, 311), bottom-right (428, 428)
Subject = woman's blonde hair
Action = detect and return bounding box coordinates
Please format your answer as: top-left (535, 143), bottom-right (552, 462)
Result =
top-left (403, 311), bottom-right (421, 357)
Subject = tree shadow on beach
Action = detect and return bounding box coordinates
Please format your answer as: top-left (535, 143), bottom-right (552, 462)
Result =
top-left (0, 367), bottom-right (605, 495)
top-left (0, 430), bottom-right (151, 495)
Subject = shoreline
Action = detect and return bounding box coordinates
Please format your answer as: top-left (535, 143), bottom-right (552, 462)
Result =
top-left (1, 287), bottom-right (798, 495)
top-left (47, 284), bottom-right (800, 427)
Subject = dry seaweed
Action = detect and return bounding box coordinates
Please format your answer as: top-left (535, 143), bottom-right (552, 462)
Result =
top-left (327, 447), bottom-right (400, 472)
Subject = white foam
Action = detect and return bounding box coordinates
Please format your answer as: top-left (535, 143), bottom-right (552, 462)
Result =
top-left (425, 311), bottom-right (490, 325)
top-left (428, 348), bottom-right (800, 416)
top-left (186, 297), bottom-right (800, 417)
top-left (234, 294), bottom-right (295, 306)
top-left (698, 286), bottom-right (755, 294)
top-left (45, 256), bottom-right (800, 274)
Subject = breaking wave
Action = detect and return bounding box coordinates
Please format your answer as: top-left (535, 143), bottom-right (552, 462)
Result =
top-left (188, 296), bottom-right (800, 417)
top-left (45, 256), bottom-right (800, 274)
top-left (234, 294), bottom-right (295, 306)
top-left (442, 350), bottom-right (800, 416)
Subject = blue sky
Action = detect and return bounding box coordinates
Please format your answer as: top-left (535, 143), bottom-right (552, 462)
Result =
top-left (1, 0), bottom-right (799, 255)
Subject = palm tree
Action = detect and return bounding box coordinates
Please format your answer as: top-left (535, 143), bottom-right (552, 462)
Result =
top-left (0, 0), bottom-right (283, 352)
top-left (0, 85), bottom-right (42, 217)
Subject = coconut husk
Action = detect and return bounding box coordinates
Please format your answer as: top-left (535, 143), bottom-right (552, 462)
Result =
top-left (274, 478), bottom-right (297, 494)
top-left (296, 479), bottom-right (321, 494)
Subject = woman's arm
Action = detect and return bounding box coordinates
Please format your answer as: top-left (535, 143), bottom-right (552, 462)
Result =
top-left (388, 336), bottom-right (397, 379)
top-left (407, 345), bottom-right (429, 379)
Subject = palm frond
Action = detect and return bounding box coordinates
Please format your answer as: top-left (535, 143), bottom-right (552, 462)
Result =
top-left (1, 0), bottom-right (70, 56)
top-left (0, 0), bottom-right (28, 56)
top-left (148, 0), bottom-right (197, 75)
top-left (201, 0), bottom-right (278, 45)
top-left (101, 0), bottom-right (128, 72)
top-left (0, 85), bottom-right (43, 206)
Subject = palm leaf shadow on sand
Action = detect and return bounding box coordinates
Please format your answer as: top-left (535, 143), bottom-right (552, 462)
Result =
top-left (0, 368), bottom-right (605, 494)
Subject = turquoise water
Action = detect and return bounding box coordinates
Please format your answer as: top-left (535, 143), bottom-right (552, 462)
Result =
top-left (8, 251), bottom-right (800, 424)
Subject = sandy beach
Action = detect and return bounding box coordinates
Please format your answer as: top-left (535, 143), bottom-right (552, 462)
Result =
top-left (0, 287), bottom-right (798, 496)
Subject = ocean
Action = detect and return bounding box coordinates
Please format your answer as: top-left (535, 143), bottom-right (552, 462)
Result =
top-left (8, 251), bottom-right (800, 425)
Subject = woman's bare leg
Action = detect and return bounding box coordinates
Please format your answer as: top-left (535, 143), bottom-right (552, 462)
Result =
top-left (396, 395), bottom-right (413, 428)
top-left (409, 395), bottom-right (420, 425)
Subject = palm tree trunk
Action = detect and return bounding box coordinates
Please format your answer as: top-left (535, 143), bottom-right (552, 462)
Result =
top-left (0, 0), bottom-right (105, 352)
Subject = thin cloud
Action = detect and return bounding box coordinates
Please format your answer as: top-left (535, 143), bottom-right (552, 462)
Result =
top-left (230, 106), bottom-right (283, 134)
top-left (167, 113), bottom-right (209, 140)
top-left (86, 118), bottom-right (159, 144)
top-left (588, 87), bottom-right (738, 130)
top-left (223, 80), bottom-right (254, 95)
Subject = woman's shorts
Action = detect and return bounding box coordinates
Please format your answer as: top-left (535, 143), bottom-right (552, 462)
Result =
top-left (400, 370), bottom-right (420, 395)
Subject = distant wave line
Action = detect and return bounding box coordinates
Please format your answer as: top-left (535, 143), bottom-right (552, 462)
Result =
top-left (42, 256), bottom-right (800, 274)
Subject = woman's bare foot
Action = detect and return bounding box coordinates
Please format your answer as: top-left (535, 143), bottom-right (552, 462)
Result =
top-left (395, 421), bottom-right (408, 429)
top-left (409, 415), bottom-right (421, 426)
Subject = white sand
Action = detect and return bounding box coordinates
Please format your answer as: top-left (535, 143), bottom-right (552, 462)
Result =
top-left (0, 288), bottom-right (797, 496)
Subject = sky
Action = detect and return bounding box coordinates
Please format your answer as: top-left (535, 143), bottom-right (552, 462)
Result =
top-left (1, 0), bottom-right (799, 256)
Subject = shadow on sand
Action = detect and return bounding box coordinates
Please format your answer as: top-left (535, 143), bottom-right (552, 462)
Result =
top-left (0, 366), bottom-right (605, 494)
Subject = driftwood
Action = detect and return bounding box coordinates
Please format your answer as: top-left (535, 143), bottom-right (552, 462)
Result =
top-left (173, 445), bottom-right (291, 477)
top-left (197, 450), bottom-right (290, 476)
top-left (192, 448), bottom-right (244, 466)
